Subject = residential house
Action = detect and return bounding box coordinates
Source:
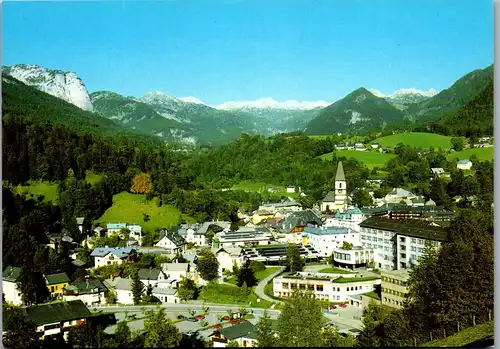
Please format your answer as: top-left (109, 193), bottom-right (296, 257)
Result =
top-left (76, 217), bottom-right (85, 234)
top-left (127, 225), bottom-right (143, 245)
top-left (384, 188), bottom-right (417, 204)
top-left (94, 226), bottom-right (104, 236)
top-left (212, 320), bottom-right (258, 347)
top-left (106, 223), bottom-right (127, 236)
top-left (63, 277), bottom-right (108, 306)
top-left (286, 186), bottom-right (296, 193)
top-left (151, 287), bottom-right (180, 304)
top-left (301, 226), bottom-right (360, 258)
top-left (335, 142), bottom-right (346, 150)
top-left (370, 143), bottom-right (380, 149)
top-left (258, 201), bottom-right (302, 214)
top-left (457, 159), bottom-right (473, 170)
top-left (212, 247), bottom-right (246, 273)
top-left (359, 216), bottom-right (446, 270)
top-left (90, 247), bottom-right (137, 268)
top-left (2, 266), bottom-right (23, 306)
top-left (381, 269), bottom-right (410, 309)
top-left (251, 210), bottom-right (275, 225)
top-left (178, 221), bottom-right (231, 246)
top-left (155, 230), bottom-right (186, 254)
top-left (273, 272), bottom-right (381, 302)
top-left (354, 143), bottom-right (366, 151)
top-left (279, 209), bottom-right (323, 234)
top-left (160, 263), bottom-right (190, 282)
top-left (22, 300), bottom-right (92, 341)
top-left (430, 168), bottom-right (445, 177)
top-left (138, 268), bottom-right (166, 287)
top-left (425, 199), bottom-right (436, 207)
top-left (45, 273), bottom-right (71, 295)
top-left (103, 276), bottom-right (144, 304)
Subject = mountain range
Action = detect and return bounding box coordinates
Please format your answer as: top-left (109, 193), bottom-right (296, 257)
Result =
top-left (1, 63), bottom-right (494, 144)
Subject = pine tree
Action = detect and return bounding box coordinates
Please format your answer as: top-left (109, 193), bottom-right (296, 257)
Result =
top-left (236, 260), bottom-right (257, 288)
top-left (255, 310), bottom-right (276, 347)
top-left (130, 269), bottom-right (143, 305)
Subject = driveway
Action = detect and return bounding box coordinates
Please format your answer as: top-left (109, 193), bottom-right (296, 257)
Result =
top-left (254, 266), bottom-right (285, 303)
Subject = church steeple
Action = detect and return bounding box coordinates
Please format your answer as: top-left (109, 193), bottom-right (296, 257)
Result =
top-left (335, 161), bottom-right (345, 181)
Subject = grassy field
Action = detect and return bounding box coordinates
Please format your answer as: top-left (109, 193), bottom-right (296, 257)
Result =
top-left (317, 150), bottom-right (395, 169)
top-left (422, 321), bottom-right (493, 347)
top-left (447, 147), bottom-right (494, 162)
top-left (317, 267), bottom-right (357, 275)
top-left (197, 283), bottom-right (273, 309)
top-left (371, 132), bottom-right (452, 149)
top-left (13, 180), bottom-right (59, 204)
top-left (227, 267), bottom-right (280, 285)
top-left (231, 181), bottom-right (301, 198)
top-left (97, 192), bottom-right (195, 231)
top-left (362, 290), bottom-right (380, 300)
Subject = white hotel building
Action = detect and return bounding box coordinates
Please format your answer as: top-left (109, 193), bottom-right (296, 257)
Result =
top-left (358, 217), bottom-right (446, 270)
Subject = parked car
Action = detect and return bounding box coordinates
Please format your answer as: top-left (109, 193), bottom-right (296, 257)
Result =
top-left (177, 315), bottom-right (186, 319)
top-left (187, 317), bottom-right (198, 322)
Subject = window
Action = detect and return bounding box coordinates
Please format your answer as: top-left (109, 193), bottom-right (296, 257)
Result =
top-left (337, 287), bottom-right (340, 292)
top-left (411, 246), bottom-right (416, 252)
top-left (51, 286), bottom-right (55, 292)
top-left (316, 285), bottom-right (323, 292)
top-left (299, 284), bottom-right (306, 290)
top-left (282, 283), bottom-right (289, 289)
top-left (378, 237), bottom-right (383, 242)
top-left (400, 253), bottom-right (406, 259)
top-left (411, 238), bottom-right (416, 244)
top-left (339, 183), bottom-right (342, 189)
top-left (400, 245), bottom-right (406, 251)
top-left (399, 237), bottom-right (406, 243)
top-left (418, 239), bottom-right (424, 245)
top-left (308, 285), bottom-right (314, 291)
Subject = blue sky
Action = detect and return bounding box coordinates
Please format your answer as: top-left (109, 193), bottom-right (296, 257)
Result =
top-left (3, 0), bottom-right (493, 105)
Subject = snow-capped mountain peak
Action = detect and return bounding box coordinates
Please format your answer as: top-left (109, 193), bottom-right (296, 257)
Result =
top-left (178, 96), bottom-right (205, 105)
top-left (214, 97), bottom-right (330, 110)
top-left (369, 87), bottom-right (439, 99)
top-left (3, 64), bottom-right (94, 111)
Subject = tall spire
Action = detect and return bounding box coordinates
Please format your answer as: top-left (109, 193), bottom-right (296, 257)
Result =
top-left (335, 161), bottom-right (345, 181)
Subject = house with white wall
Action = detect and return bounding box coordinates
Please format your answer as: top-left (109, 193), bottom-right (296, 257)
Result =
top-left (155, 230), bottom-right (186, 254)
top-left (160, 263), bottom-right (190, 281)
top-left (212, 320), bottom-right (258, 347)
top-left (457, 159), bottom-right (473, 170)
top-left (90, 247), bottom-right (137, 268)
top-left (106, 223), bottom-right (127, 236)
top-left (212, 247), bottom-right (246, 274)
top-left (103, 276), bottom-right (144, 304)
top-left (20, 300), bottom-right (92, 341)
top-left (151, 287), bottom-right (180, 304)
top-left (2, 266), bottom-right (23, 306)
top-left (138, 268), bottom-right (166, 287)
top-left (63, 277), bottom-right (108, 306)
top-left (324, 208), bottom-right (365, 230)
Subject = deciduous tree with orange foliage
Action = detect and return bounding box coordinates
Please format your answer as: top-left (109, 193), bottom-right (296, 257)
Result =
top-left (130, 172), bottom-right (153, 194)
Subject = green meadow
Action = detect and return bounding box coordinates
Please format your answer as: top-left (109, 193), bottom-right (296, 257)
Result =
top-left (371, 132), bottom-right (452, 149)
top-left (446, 147), bottom-right (494, 162)
top-left (97, 192), bottom-right (195, 231)
top-left (317, 150), bottom-right (395, 169)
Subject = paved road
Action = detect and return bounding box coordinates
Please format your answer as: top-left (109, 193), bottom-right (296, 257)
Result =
top-left (254, 266), bottom-right (286, 303)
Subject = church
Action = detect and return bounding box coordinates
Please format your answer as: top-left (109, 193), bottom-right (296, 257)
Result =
top-left (320, 161), bottom-right (348, 212)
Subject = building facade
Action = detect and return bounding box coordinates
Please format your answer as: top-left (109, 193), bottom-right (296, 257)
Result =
top-left (381, 269), bottom-right (410, 309)
top-left (302, 227), bottom-right (360, 258)
top-left (273, 272), bottom-right (381, 302)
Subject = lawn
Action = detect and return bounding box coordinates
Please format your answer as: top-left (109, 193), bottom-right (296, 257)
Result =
top-left (97, 192), bottom-right (195, 231)
top-left (333, 276), bottom-right (380, 283)
top-left (371, 132), bottom-right (452, 149)
top-left (13, 180), bottom-right (59, 204)
top-left (317, 267), bottom-right (357, 275)
top-left (85, 170), bottom-right (104, 186)
top-left (197, 283), bottom-right (273, 309)
top-left (446, 147), bottom-right (494, 162)
top-left (422, 321), bottom-right (494, 347)
top-left (226, 267), bottom-right (280, 285)
top-left (317, 150), bottom-right (395, 169)
top-left (231, 181), bottom-right (301, 198)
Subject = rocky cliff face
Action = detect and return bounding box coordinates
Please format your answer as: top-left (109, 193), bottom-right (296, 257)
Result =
top-left (3, 64), bottom-right (94, 111)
